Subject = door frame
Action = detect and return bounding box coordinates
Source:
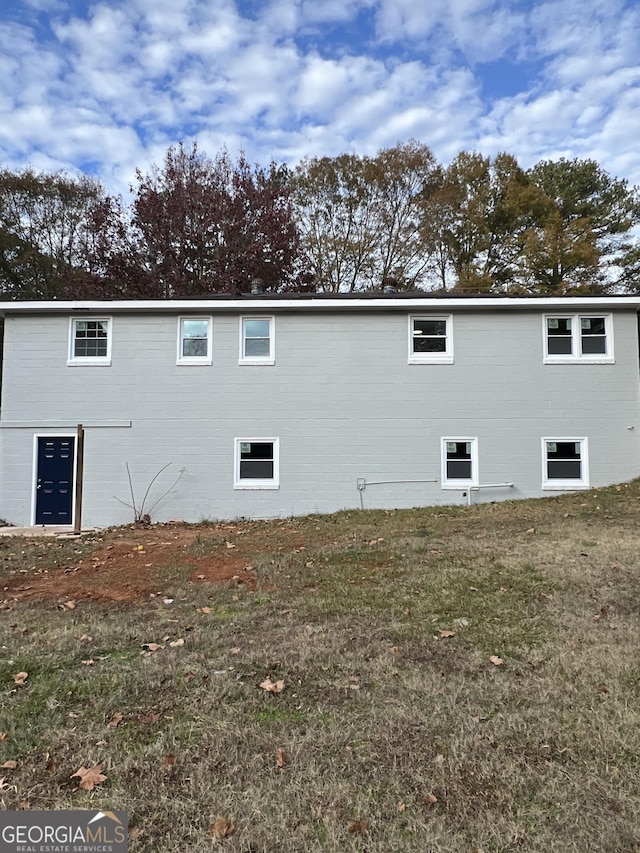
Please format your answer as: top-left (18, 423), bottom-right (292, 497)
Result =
top-left (31, 433), bottom-right (77, 526)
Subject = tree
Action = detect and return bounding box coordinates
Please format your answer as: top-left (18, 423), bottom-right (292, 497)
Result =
top-left (527, 158), bottom-right (640, 291)
top-left (291, 141), bottom-right (439, 291)
top-left (0, 168), bottom-right (106, 299)
top-left (426, 152), bottom-right (552, 292)
top-left (79, 143), bottom-right (301, 298)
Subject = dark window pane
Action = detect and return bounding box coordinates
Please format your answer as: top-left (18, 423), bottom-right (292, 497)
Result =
top-left (547, 460), bottom-right (582, 479)
top-left (547, 337), bottom-right (573, 355)
top-left (240, 460), bottom-right (274, 479)
top-left (447, 460), bottom-right (472, 479)
top-left (414, 320), bottom-right (446, 337)
top-left (447, 442), bottom-right (471, 460)
top-left (547, 318), bottom-right (571, 335)
top-left (414, 337), bottom-right (446, 353)
top-left (581, 317), bottom-right (605, 335)
top-left (240, 442), bottom-right (273, 461)
top-left (412, 319), bottom-right (447, 354)
top-left (548, 442), bottom-right (580, 460)
top-left (581, 335), bottom-right (606, 354)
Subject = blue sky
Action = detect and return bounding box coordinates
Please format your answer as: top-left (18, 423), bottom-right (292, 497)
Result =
top-left (1, 0), bottom-right (639, 196)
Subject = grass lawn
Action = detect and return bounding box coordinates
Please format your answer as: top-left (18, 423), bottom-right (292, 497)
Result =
top-left (1, 483), bottom-right (640, 851)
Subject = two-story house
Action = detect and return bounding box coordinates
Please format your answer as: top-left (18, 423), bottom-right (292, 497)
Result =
top-left (0, 292), bottom-right (638, 528)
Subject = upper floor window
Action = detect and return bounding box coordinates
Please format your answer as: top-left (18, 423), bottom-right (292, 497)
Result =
top-left (177, 317), bottom-right (212, 365)
top-left (542, 438), bottom-right (589, 490)
top-left (240, 316), bottom-right (274, 365)
top-left (409, 316), bottom-right (453, 364)
top-left (441, 438), bottom-right (478, 488)
top-left (544, 315), bottom-right (613, 363)
top-left (68, 318), bottom-right (111, 366)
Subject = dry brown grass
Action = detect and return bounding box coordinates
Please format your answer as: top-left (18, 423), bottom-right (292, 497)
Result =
top-left (1, 483), bottom-right (640, 851)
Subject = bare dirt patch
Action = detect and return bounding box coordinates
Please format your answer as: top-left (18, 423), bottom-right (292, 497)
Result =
top-left (0, 521), bottom-right (280, 604)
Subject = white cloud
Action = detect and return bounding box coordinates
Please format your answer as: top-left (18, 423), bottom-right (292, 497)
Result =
top-left (0, 0), bottom-right (638, 199)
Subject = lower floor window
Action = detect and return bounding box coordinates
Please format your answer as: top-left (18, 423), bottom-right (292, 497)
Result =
top-left (441, 438), bottom-right (478, 487)
top-left (234, 438), bottom-right (279, 489)
top-left (543, 438), bottom-right (588, 489)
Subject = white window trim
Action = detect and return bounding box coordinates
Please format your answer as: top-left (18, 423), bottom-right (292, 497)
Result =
top-left (543, 314), bottom-right (614, 364)
top-left (441, 437), bottom-right (478, 489)
top-left (176, 316), bottom-right (213, 365)
top-left (67, 317), bottom-right (112, 366)
top-left (234, 437), bottom-right (280, 489)
top-left (408, 315), bottom-right (453, 364)
top-left (239, 315), bottom-right (275, 365)
top-left (542, 437), bottom-right (589, 490)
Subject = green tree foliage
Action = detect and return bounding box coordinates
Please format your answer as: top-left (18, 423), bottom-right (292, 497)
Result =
top-left (292, 141), bottom-right (439, 291)
top-left (526, 158), bottom-right (640, 292)
top-left (0, 169), bottom-right (105, 299)
top-left (426, 152), bottom-right (553, 293)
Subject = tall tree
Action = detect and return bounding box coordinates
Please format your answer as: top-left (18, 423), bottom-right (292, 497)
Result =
top-left (291, 141), bottom-right (439, 291)
top-left (80, 143), bottom-right (301, 298)
top-left (0, 169), bottom-right (105, 299)
top-left (427, 152), bottom-right (551, 292)
top-left (527, 158), bottom-right (640, 291)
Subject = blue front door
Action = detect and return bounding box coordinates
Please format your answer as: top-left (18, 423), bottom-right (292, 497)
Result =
top-left (35, 437), bottom-right (75, 525)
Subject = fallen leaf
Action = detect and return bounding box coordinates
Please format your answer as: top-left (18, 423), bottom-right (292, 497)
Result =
top-left (71, 764), bottom-right (107, 791)
top-left (439, 630), bottom-right (455, 638)
top-left (169, 638), bottom-right (185, 648)
top-left (197, 606), bottom-right (213, 614)
top-left (142, 643), bottom-right (164, 652)
top-left (489, 656), bottom-right (504, 666)
top-left (526, 527), bottom-right (535, 535)
top-left (229, 647), bottom-right (241, 655)
top-left (1, 760), bottom-right (17, 769)
top-left (79, 635), bottom-right (93, 643)
top-left (225, 542), bottom-right (236, 550)
top-left (138, 711), bottom-right (160, 724)
top-left (423, 792), bottom-right (438, 804)
top-left (397, 802), bottom-right (406, 812)
top-left (260, 678), bottom-right (284, 693)
top-left (81, 659), bottom-right (95, 666)
top-left (161, 754), bottom-right (176, 769)
top-left (276, 748), bottom-right (287, 769)
top-left (108, 712), bottom-right (123, 728)
top-left (18, 801), bottom-right (30, 810)
top-left (13, 671), bottom-right (28, 686)
top-left (0, 733), bottom-right (8, 742)
top-left (210, 817), bottom-right (236, 839)
top-left (347, 818), bottom-right (369, 834)
top-left (128, 827), bottom-right (145, 840)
